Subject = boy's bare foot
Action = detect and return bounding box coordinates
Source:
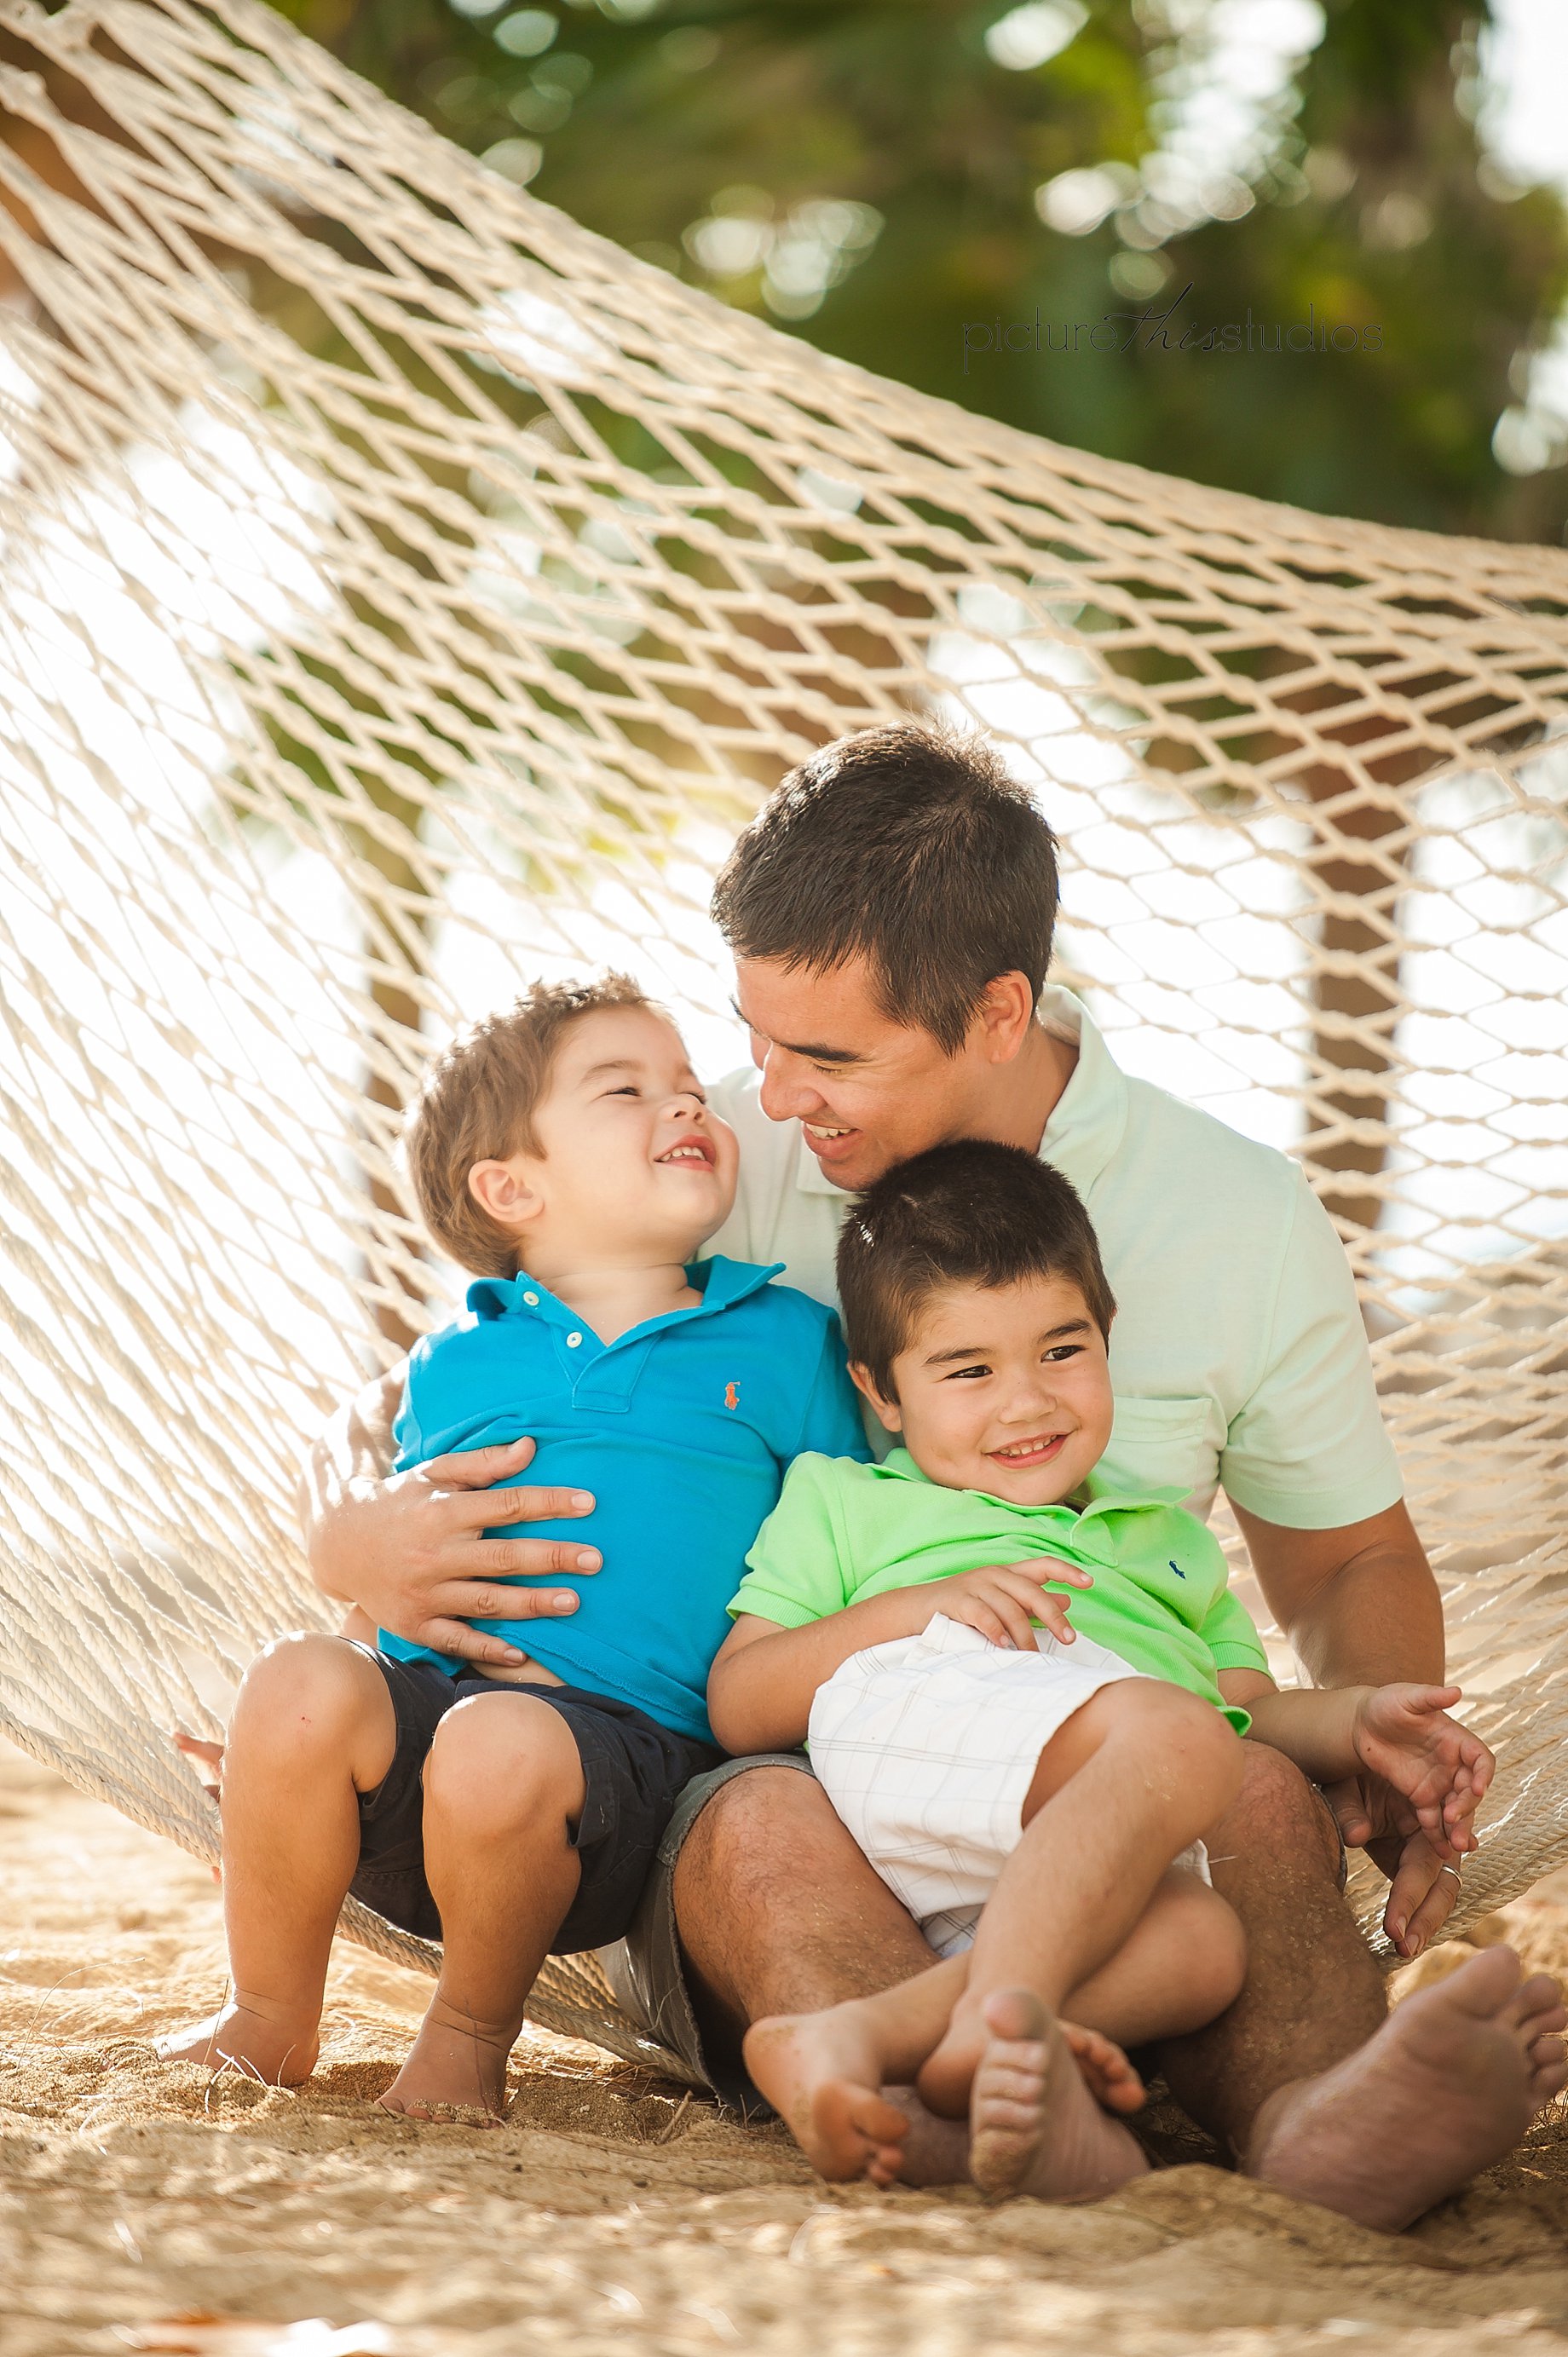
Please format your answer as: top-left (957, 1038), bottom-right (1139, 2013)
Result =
top-left (914, 1997), bottom-right (990, 2119)
top-left (1060, 2020), bottom-right (1147, 2116)
top-left (154, 1997), bottom-right (319, 2085)
top-left (1246, 1945), bottom-right (1567, 2233)
top-left (375, 1995), bottom-right (517, 2124)
top-left (744, 2005), bottom-right (912, 2186)
top-left (970, 1990), bottom-right (1153, 2204)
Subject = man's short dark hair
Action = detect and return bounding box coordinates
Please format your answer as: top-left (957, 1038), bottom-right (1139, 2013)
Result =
top-left (836, 1138), bottom-right (1116, 1398)
top-left (711, 720), bottom-right (1059, 1054)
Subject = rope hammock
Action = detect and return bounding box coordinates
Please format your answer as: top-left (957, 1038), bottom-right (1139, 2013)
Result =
top-left (1, 0), bottom-right (1565, 2083)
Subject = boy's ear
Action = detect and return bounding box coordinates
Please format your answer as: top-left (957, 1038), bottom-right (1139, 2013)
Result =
top-left (467, 1155), bottom-right (544, 1238)
top-left (849, 1360), bottom-right (902, 1435)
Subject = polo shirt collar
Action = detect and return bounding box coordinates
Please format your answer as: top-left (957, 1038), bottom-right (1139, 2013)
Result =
top-left (791, 984), bottom-right (1129, 1202)
top-left (1034, 986), bottom-right (1128, 1202)
top-left (466, 1253), bottom-right (784, 1331)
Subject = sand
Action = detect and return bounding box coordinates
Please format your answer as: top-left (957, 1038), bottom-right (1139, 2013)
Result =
top-left (5, 1744), bottom-right (1568, 2357)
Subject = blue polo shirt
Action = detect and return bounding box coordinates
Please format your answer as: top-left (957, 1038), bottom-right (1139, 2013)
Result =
top-left (381, 1256), bottom-right (868, 1743)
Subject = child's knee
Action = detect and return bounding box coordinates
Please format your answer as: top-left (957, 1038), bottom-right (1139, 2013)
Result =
top-left (1132, 1682), bottom-right (1244, 1811)
top-left (229, 1632), bottom-right (383, 1761)
top-left (423, 1694), bottom-right (584, 1831)
top-left (1162, 1869), bottom-right (1248, 2019)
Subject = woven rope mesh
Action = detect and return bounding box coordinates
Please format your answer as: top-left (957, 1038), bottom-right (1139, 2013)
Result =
top-left (1, 0), bottom-right (1566, 2064)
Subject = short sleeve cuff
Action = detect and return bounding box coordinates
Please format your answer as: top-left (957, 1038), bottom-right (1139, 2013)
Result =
top-left (726, 1586), bottom-right (824, 1629)
top-left (1219, 1458), bottom-right (1404, 1532)
top-left (1208, 1637), bottom-right (1271, 1672)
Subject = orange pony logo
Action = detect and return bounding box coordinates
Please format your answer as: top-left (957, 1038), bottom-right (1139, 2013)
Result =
top-left (724, 1381), bottom-right (741, 1410)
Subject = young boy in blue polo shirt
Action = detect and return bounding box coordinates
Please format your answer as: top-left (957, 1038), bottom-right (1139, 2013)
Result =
top-left (158, 975), bottom-right (866, 2118)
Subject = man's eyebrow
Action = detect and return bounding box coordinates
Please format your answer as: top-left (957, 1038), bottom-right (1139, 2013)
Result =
top-left (922, 1319), bottom-right (1092, 1367)
top-left (728, 998), bottom-right (862, 1063)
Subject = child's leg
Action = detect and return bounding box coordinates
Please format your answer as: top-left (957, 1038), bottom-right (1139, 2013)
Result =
top-left (377, 1690), bottom-right (586, 2119)
top-left (920, 1677), bottom-right (1245, 2118)
top-left (156, 1634), bottom-right (396, 2082)
top-left (745, 1952), bottom-right (1150, 2188)
top-left (744, 1956), bottom-right (967, 2184)
top-left (1067, 1864), bottom-right (1248, 2049)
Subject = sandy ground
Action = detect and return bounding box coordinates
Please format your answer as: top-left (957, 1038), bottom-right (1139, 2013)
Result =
top-left (5, 1744), bottom-right (1568, 2357)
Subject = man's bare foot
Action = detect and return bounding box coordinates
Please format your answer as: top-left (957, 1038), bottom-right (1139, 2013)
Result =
top-left (154, 1997), bottom-right (318, 2085)
top-left (744, 2005), bottom-right (911, 2187)
top-left (970, 1990), bottom-right (1153, 2204)
top-left (376, 1995), bottom-right (517, 2123)
top-left (1246, 1945), bottom-right (1567, 2233)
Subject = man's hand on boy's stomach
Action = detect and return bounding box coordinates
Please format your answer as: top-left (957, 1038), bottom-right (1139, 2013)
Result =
top-left (308, 1432), bottom-right (601, 1668)
top-left (929, 1559), bottom-right (1092, 1652)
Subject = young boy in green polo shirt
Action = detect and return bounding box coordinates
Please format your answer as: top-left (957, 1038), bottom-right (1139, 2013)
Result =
top-left (706, 1139), bottom-right (1492, 2203)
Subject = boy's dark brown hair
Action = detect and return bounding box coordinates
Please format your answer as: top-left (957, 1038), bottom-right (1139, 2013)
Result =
top-left (837, 1138), bottom-right (1116, 1399)
top-left (406, 972), bottom-right (651, 1276)
top-left (711, 720), bottom-right (1059, 1054)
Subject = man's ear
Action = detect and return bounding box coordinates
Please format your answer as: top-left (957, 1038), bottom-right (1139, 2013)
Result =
top-left (467, 1155), bottom-right (544, 1240)
top-left (849, 1360), bottom-right (902, 1435)
top-left (972, 970), bottom-right (1037, 1066)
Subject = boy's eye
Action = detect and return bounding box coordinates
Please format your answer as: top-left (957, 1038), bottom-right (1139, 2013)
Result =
top-left (607, 1085), bottom-right (640, 1098)
top-left (1043, 1345), bottom-right (1083, 1363)
top-left (943, 1363), bottom-right (991, 1382)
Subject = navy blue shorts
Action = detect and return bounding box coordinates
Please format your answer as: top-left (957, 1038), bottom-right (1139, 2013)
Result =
top-left (345, 1646), bottom-right (720, 1955)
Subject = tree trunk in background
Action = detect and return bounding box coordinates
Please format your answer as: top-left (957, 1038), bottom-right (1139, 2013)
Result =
top-left (353, 787), bottom-right (432, 1359)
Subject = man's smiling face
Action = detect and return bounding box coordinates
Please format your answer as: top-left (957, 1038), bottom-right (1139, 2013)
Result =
top-left (734, 953), bottom-right (1012, 1193)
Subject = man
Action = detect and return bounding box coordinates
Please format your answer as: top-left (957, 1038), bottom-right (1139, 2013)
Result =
top-left (305, 722), bottom-right (1559, 2227)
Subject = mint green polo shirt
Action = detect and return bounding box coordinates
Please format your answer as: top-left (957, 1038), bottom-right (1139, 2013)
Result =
top-left (729, 1449), bottom-right (1271, 1734)
top-left (702, 986), bottom-right (1402, 1533)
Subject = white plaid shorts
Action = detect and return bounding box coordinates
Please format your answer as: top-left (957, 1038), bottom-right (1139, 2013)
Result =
top-left (808, 1611), bottom-right (1209, 1958)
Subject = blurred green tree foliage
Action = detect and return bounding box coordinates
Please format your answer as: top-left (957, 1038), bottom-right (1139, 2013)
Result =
top-left (267, 0), bottom-right (1568, 541)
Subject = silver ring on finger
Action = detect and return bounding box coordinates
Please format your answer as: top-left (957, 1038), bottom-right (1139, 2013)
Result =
top-left (1439, 1864), bottom-right (1462, 1882)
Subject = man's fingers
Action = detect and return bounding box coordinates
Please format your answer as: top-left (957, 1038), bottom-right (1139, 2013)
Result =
top-left (418, 1435), bottom-right (538, 1490)
top-left (417, 1620), bottom-right (558, 1667)
top-left (1382, 1834), bottom-right (1456, 1956)
top-left (447, 1483), bottom-right (596, 1530)
top-left (1397, 1866), bottom-right (1459, 1957)
top-left (446, 1538), bottom-right (601, 1579)
top-left (431, 1576), bottom-right (584, 1620)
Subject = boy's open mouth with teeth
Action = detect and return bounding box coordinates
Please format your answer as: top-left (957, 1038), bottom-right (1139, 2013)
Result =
top-left (985, 1432), bottom-right (1069, 1466)
top-left (655, 1137), bottom-right (718, 1168)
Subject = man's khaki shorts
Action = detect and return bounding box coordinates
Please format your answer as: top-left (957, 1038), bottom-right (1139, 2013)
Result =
top-left (596, 1750), bottom-right (814, 2115)
top-left (594, 1749), bottom-right (1350, 2117)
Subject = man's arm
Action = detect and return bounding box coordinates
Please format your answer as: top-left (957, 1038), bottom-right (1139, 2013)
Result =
top-left (297, 1365), bottom-right (403, 1600)
top-left (1233, 1496), bottom-right (1444, 1692)
top-left (295, 1365), bottom-right (602, 1666)
top-left (1233, 1496), bottom-right (1461, 1956)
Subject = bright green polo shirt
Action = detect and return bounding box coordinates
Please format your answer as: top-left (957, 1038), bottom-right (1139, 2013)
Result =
top-left (703, 985), bottom-right (1402, 1533)
top-left (729, 1448), bottom-right (1273, 1734)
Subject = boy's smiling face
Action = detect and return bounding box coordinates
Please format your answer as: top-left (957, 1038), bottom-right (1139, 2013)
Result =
top-left (854, 1271), bottom-right (1115, 1507)
top-left (469, 1004), bottom-right (738, 1275)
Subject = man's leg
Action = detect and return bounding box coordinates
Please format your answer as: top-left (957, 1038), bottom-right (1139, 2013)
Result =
top-left (671, 1766), bottom-right (973, 2182)
top-left (1150, 1741), bottom-right (1380, 2158)
top-left (1156, 1743), bottom-right (1568, 2232)
top-left (673, 1766), bottom-right (938, 2028)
